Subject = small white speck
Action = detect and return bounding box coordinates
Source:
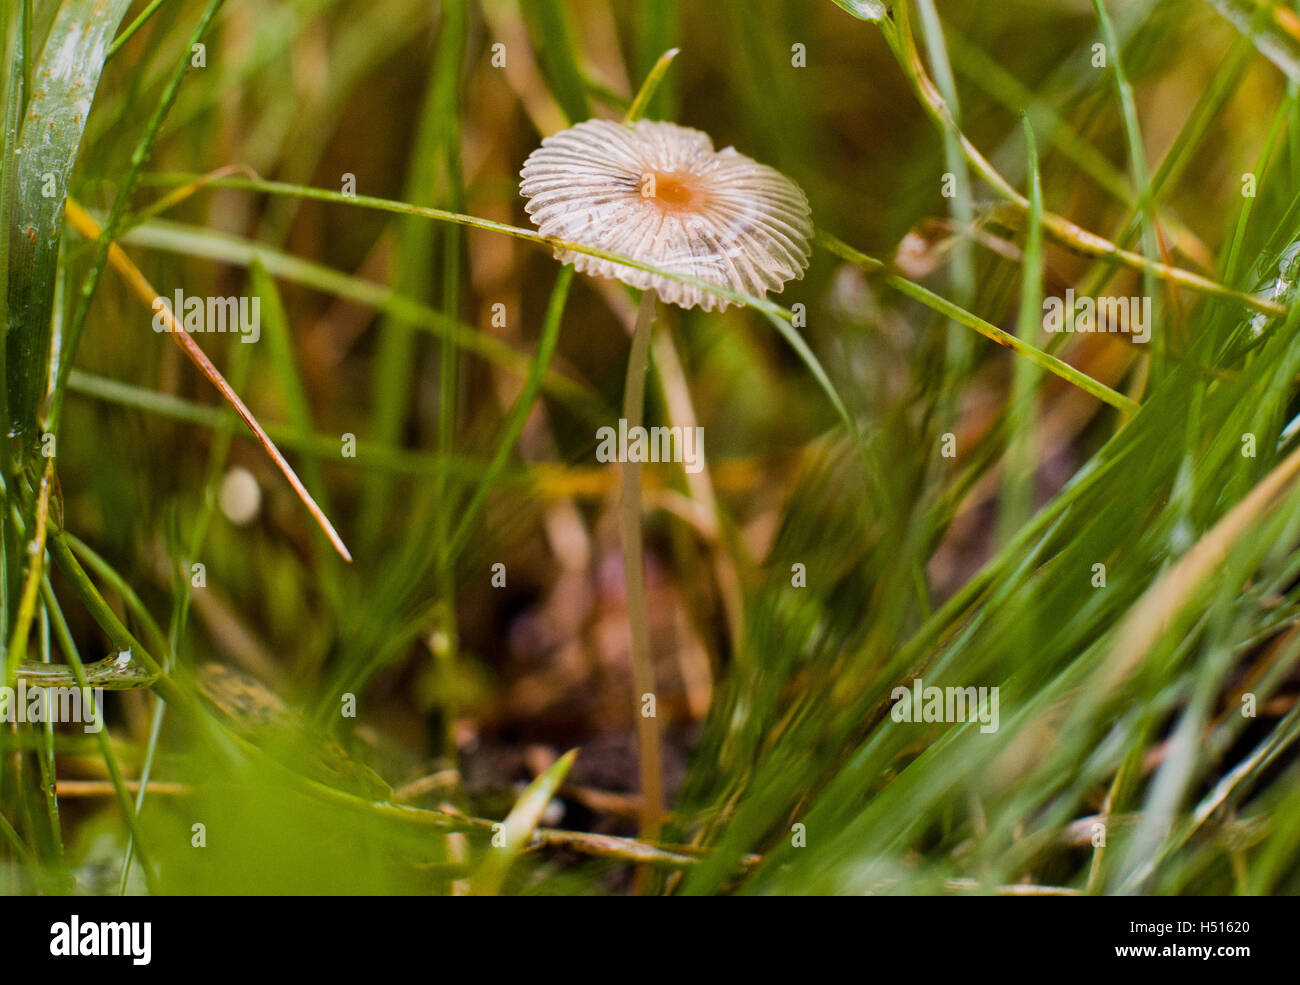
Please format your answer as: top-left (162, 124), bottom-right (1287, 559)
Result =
top-left (219, 467), bottom-right (262, 526)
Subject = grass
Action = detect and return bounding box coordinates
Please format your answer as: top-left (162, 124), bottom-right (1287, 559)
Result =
top-left (1, 0), bottom-right (1300, 896)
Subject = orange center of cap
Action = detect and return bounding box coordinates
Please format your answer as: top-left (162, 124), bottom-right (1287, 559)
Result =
top-left (640, 170), bottom-right (703, 213)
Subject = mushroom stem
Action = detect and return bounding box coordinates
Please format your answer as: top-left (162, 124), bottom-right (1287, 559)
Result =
top-left (620, 290), bottom-right (665, 849)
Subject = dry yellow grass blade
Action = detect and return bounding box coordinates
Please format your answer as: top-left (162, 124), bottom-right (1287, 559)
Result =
top-left (1097, 440), bottom-right (1300, 690)
top-left (63, 198), bottom-right (352, 562)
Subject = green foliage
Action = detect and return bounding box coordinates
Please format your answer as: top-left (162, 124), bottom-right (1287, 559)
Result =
top-left (2, 0), bottom-right (1300, 897)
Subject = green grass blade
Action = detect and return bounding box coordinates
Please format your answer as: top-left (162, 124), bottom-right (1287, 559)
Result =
top-left (625, 46), bottom-right (680, 124)
top-left (522, 0), bottom-right (589, 125)
top-left (50, 0), bottom-right (226, 439)
top-left (997, 116), bottom-right (1044, 546)
top-left (470, 749), bottom-right (576, 895)
top-left (5, 0), bottom-right (132, 447)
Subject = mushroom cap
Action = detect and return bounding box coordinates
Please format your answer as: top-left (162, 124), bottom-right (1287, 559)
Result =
top-left (519, 119), bottom-right (813, 311)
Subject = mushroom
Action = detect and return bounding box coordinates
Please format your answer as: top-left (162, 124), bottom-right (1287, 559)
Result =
top-left (518, 118), bottom-right (813, 843)
top-left (519, 118), bottom-right (813, 311)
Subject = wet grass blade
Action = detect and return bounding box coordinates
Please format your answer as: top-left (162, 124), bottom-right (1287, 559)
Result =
top-left (5, 0), bottom-right (132, 447)
top-left (51, 0), bottom-right (226, 437)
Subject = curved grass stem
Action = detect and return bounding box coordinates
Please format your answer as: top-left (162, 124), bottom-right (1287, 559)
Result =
top-left (138, 176), bottom-right (1144, 412)
top-left (878, 2), bottom-right (1283, 318)
top-left (819, 231), bottom-right (1141, 416)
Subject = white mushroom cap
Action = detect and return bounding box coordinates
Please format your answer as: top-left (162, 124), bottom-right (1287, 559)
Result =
top-left (520, 119), bottom-right (813, 311)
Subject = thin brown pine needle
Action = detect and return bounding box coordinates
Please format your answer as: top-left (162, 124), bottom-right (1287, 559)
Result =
top-left (63, 198), bottom-right (352, 562)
